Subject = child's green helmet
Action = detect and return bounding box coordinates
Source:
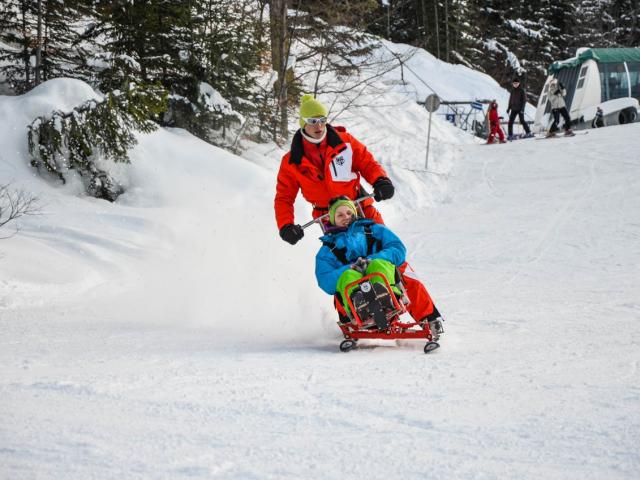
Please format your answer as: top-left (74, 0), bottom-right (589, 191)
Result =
top-left (328, 196), bottom-right (358, 225)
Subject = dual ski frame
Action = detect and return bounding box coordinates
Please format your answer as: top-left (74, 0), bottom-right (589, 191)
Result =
top-left (339, 272), bottom-right (438, 344)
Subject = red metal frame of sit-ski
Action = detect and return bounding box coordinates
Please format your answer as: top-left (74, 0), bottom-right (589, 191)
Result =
top-left (338, 272), bottom-right (435, 341)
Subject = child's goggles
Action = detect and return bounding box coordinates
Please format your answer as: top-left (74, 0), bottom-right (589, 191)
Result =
top-left (302, 116), bottom-right (327, 125)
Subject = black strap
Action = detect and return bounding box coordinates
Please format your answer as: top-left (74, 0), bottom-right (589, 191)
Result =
top-left (364, 224), bottom-right (381, 255)
top-left (322, 240), bottom-right (350, 265)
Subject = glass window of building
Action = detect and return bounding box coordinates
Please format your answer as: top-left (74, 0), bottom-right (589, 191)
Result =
top-left (600, 62), bottom-right (629, 101)
top-left (627, 62), bottom-right (640, 100)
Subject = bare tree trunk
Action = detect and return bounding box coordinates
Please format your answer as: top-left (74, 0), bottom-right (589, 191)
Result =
top-left (434, 0), bottom-right (440, 59)
top-left (444, 0), bottom-right (450, 62)
top-left (633, 0), bottom-right (639, 44)
top-left (386, 2), bottom-right (390, 39)
top-left (420, 0), bottom-right (429, 50)
top-left (269, 0), bottom-right (288, 141)
top-left (35, 0), bottom-right (42, 85)
top-left (21, 0), bottom-right (30, 89)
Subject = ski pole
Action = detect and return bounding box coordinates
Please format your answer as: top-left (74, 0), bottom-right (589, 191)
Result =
top-left (301, 194), bottom-right (375, 230)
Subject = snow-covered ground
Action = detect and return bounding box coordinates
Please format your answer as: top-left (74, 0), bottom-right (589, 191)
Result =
top-left (2, 61), bottom-right (639, 478)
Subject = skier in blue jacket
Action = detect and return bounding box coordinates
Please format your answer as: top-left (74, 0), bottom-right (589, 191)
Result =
top-left (315, 196), bottom-right (407, 313)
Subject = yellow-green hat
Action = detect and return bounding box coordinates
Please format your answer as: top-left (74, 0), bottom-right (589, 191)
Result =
top-left (329, 197), bottom-right (357, 225)
top-left (299, 94), bottom-right (328, 127)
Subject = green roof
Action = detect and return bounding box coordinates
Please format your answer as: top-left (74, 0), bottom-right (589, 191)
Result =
top-left (548, 48), bottom-right (640, 74)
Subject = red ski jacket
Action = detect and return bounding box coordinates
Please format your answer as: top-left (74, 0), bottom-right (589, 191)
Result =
top-left (488, 106), bottom-right (500, 124)
top-left (274, 125), bottom-right (387, 229)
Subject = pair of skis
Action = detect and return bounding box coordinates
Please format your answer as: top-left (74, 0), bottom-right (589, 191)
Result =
top-left (537, 131), bottom-right (590, 140)
top-left (508, 133), bottom-right (535, 141)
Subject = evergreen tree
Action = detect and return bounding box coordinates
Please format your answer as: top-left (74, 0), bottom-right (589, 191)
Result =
top-left (91, 0), bottom-right (194, 95)
top-left (611, 0), bottom-right (640, 45)
top-left (85, 0), bottom-right (262, 147)
top-left (192, 0), bottom-right (265, 139)
top-left (573, 0), bottom-right (617, 47)
top-left (0, 0), bottom-right (88, 93)
top-left (28, 81), bottom-right (167, 201)
top-left (0, 0), bottom-right (36, 92)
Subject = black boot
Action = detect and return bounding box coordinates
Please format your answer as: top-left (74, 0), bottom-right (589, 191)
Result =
top-left (350, 291), bottom-right (370, 325)
top-left (371, 282), bottom-right (394, 311)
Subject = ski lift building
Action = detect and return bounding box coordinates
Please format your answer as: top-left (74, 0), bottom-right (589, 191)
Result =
top-left (534, 48), bottom-right (640, 131)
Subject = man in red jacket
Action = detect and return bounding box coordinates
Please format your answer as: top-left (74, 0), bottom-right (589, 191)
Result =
top-left (275, 94), bottom-right (392, 237)
top-left (274, 94), bottom-right (444, 332)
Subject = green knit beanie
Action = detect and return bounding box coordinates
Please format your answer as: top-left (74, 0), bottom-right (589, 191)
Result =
top-left (329, 198), bottom-right (358, 225)
top-left (299, 94), bottom-right (328, 127)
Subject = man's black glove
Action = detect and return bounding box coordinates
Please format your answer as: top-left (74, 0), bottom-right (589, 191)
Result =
top-left (373, 177), bottom-right (394, 202)
top-left (279, 223), bottom-right (304, 245)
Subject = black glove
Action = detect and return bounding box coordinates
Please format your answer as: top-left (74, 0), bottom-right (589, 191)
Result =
top-left (279, 223), bottom-right (304, 245)
top-left (507, 108), bottom-right (511, 114)
top-left (373, 177), bottom-right (394, 202)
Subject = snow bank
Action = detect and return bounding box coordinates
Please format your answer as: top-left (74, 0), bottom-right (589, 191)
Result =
top-left (0, 79), bottom-right (329, 345)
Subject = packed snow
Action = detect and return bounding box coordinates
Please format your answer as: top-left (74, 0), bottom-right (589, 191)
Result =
top-left (1, 52), bottom-right (639, 479)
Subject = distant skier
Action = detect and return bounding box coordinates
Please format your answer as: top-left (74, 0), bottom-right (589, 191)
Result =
top-left (592, 106), bottom-right (605, 128)
top-left (507, 78), bottom-right (532, 140)
top-left (486, 100), bottom-right (506, 144)
top-left (547, 79), bottom-right (574, 137)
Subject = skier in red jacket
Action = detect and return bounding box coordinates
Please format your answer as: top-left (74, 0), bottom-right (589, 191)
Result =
top-left (486, 100), bottom-right (506, 144)
top-left (274, 94), bottom-right (444, 331)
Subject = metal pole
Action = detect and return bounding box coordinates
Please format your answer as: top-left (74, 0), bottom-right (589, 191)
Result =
top-left (425, 110), bottom-right (433, 170)
top-left (301, 194), bottom-right (375, 230)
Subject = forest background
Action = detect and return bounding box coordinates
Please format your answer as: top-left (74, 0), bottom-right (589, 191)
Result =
top-left (1, 0), bottom-right (638, 152)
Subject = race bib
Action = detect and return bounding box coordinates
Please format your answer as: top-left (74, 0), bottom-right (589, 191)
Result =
top-left (329, 143), bottom-right (357, 182)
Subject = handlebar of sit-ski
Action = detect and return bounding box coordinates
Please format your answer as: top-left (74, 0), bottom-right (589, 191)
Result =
top-left (301, 194), bottom-right (375, 230)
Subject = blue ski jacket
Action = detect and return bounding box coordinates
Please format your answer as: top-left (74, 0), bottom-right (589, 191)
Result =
top-left (315, 218), bottom-right (406, 295)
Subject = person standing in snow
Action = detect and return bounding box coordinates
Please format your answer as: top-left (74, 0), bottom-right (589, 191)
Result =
top-left (547, 78), bottom-right (574, 137)
top-left (315, 196), bottom-right (444, 337)
top-left (507, 78), bottom-right (532, 140)
top-left (592, 106), bottom-right (605, 128)
top-left (274, 94), bottom-right (443, 330)
top-left (486, 100), bottom-right (506, 144)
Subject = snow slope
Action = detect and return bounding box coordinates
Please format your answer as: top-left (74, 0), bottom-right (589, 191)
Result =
top-left (2, 76), bottom-right (640, 478)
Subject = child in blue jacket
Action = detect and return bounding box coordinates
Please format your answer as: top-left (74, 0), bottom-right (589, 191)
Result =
top-left (315, 196), bottom-right (445, 336)
top-left (315, 196), bottom-right (406, 310)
